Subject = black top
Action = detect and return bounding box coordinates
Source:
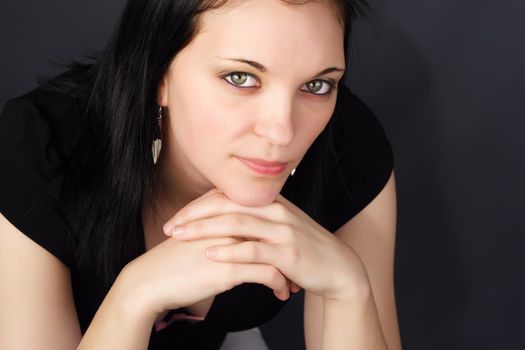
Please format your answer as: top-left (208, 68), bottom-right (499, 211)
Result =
top-left (0, 82), bottom-right (394, 349)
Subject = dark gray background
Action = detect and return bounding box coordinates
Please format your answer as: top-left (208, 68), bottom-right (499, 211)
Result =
top-left (1, 1), bottom-right (524, 349)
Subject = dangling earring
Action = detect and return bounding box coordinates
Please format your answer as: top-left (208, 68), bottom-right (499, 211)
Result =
top-left (152, 106), bottom-right (163, 164)
top-left (290, 167), bottom-right (297, 176)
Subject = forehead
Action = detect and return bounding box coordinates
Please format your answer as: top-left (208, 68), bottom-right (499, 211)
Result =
top-left (187, 0), bottom-right (345, 70)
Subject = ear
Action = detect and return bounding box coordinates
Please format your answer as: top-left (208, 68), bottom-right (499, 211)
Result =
top-left (157, 74), bottom-right (169, 107)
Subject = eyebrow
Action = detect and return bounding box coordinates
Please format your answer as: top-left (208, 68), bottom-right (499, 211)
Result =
top-left (215, 56), bottom-right (345, 77)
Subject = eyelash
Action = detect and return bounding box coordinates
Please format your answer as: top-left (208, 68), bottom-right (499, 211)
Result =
top-left (221, 72), bottom-right (336, 96)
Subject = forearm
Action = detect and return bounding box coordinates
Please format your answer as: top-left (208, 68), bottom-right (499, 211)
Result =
top-left (77, 270), bottom-right (157, 350)
top-left (321, 289), bottom-right (388, 350)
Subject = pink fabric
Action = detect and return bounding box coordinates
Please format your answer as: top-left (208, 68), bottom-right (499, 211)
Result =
top-left (154, 311), bottom-right (206, 331)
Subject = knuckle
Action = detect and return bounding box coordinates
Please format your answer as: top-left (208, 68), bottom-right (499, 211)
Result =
top-left (229, 213), bottom-right (245, 227)
top-left (219, 278), bottom-right (233, 292)
top-left (210, 201), bottom-right (222, 214)
top-left (231, 237), bottom-right (244, 245)
top-left (223, 264), bottom-right (239, 287)
top-left (213, 192), bottom-right (229, 205)
top-left (208, 195), bottom-right (227, 213)
top-left (188, 220), bottom-right (202, 232)
top-left (267, 266), bottom-right (283, 285)
top-left (291, 245), bottom-right (302, 262)
top-left (281, 224), bottom-right (296, 242)
top-left (209, 188), bottom-right (222, 195)
top-left (217, 237), bottom-right (241, 245)
top-left (223, 237), bottom-right (236, 245)
top-left (284, 245), bottom-right (300, 265)
top-left (214, 190), bottom-right (227, 199)
top-left (269, 202), bottom-right (288, 220)
top-left (245, 242), bottom-right (259, 259)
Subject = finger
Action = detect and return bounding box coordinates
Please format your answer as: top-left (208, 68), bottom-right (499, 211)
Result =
top-left (170, 213), bottom-right (290, 243)
top-left (163, 192), bottom-right (294, 234)
top-left (162, 188), bottom-right (223, 234)
top-left (274, 194), bottom-right (310, 222)
top-left (205, 241), bottom-right (282, 268)
top-left (290, 281), bottom-right (302, 293)
top-left (226, 263), bottom-right (290, 301)
top-left (285, 279), bottom-right (302, 294)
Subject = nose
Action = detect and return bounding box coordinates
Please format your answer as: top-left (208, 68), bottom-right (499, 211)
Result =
top-left (253, 93), bottom-right (295, 146)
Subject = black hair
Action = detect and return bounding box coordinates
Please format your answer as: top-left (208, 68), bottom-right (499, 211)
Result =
top-left (42, 0), bottom-right (370, 287)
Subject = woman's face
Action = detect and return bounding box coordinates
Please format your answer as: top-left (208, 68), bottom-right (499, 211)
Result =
top-left (158, 0), bottom-right (345, 207)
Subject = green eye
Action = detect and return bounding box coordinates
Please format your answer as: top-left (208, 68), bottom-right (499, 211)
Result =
top-left (223, 72), bottom-right (334, 96)
top-left (303, 80), bottom-right (334, 95)
top-left (230, 72), bottom-right (248, 85)
top-left (306, 81), bottom-right (323, 93)
top-left (224, 72), bottom-right (258, 88)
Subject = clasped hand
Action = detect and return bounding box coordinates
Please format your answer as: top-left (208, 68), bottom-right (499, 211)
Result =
top-left (163, 188), bottom-right (369, 302)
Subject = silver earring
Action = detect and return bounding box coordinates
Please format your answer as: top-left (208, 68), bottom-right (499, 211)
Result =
top-left (152, 106), bottom-right (163, 164)
top-left (290, 167), bottom-right (296, 176)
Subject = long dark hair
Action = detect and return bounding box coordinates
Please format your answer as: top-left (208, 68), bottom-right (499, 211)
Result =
top-left (43, 0), bottom-right (370, 287)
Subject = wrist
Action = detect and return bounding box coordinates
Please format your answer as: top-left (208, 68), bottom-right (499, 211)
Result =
top-left (323, 278), bottom-right (373, 306)
top-left (78, 269), bottom-right (159, 350)
top-left (321, 288), bottom-right (389, 350)
top-left (114, 265), bottom-right (162, 322)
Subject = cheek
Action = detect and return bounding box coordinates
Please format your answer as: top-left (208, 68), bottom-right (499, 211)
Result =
top-left (168, 90), bottom-right (244, 158)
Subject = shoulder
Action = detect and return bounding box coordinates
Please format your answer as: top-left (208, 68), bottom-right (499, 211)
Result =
top-left (331, 84), bottom-right (393, 159)
top-left (0, 85), bottom-right (87, 268)
top-left (0, 86), bottom-right (87, 169)
top-left (1, 85), bottom-right (83, 145)
top-left (323, 84), bottom-right (395, 232)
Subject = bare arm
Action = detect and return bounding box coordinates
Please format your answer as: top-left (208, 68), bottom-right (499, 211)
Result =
top-left (0, 191), bottom-right (294, 349)
top-left (0, 212), bottom-right (159, 350)
top-left (304, 170), bottom-right (402, 350)
top-left (0, 213), bottom-right (81, 350)
top-left (76, 267), bottom-right (158, 350)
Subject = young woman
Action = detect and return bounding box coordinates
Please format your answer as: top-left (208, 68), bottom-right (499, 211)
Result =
top-left (0, 0), bottom-right (401, 349)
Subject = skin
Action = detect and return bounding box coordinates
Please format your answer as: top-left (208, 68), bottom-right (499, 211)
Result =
top-left (144, 0), bottom-right (346, 316)
top-left (147, 1), bottom-right (392, 343)
top-left (150, 0), bottom-right (345, 304)
top-left (0, 1), bottom-right (399, 349)
top-left (152, 0), bottom-right (345, 214)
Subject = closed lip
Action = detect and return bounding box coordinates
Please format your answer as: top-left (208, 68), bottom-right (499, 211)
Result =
top-left (235, 156), bottom-right (288, 167)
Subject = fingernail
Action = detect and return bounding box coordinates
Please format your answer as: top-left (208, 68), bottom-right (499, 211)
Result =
top-left (206, 249), bottom-right (218, 258)
top-left (172, 225), bottom-right (186, 237)
top-left (163, 223), bottom-right (173, 235)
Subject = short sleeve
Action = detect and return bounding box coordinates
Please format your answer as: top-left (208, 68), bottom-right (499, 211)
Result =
top-left (323, 85), bottom-right (395, 232)
top-left (0, 89), bottom-right (79, 267)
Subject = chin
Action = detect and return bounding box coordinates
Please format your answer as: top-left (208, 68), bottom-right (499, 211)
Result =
top-left (222, 185), bottom-right (281, 207)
